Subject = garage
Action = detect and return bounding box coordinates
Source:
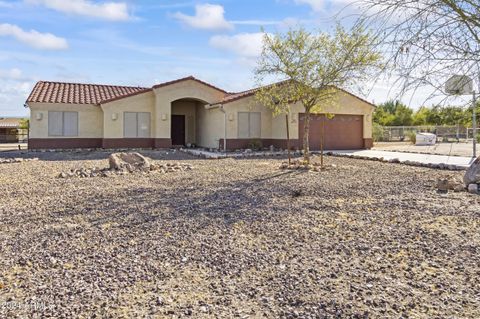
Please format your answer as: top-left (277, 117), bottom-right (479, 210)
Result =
top-left (299, 113), bottom-right (364, 150)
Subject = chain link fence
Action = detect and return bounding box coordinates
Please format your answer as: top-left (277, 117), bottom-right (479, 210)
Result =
top-left (0, 128), bottom-right (28, 143)
top-left (375, 125), bottom-right (479, 143)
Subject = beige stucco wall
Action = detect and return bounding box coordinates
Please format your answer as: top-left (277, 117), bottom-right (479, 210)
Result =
top-left (100, 91), bottom-right (155, 138)
top-left (221, 98), bottom-right (273, 140)
top-left (197, 106), bottom-right (224, 148)
top-left (29, 102), bottom-right (103, 138)
top-left (221, 91), bottom-right (374, 141)
top-left (153, 80), bottom-right (226, 139)
top-left (28, 82), bottom-right (373, 147)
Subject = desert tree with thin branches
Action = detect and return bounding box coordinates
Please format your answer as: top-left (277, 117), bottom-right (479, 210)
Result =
top-left (254, 25), bottom-right (382, 164)
top-left (351, 0), bottom-right (480, 104)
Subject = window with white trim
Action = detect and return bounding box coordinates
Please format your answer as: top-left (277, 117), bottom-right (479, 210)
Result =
top-left (48, 111), bottom-right (78, 136)
top-left (238, 112), bottom-right (261, 138)
top-left (124, 112), bottom-right (151, 138)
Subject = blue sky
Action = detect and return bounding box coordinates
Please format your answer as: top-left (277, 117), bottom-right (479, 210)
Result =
top-left (0, 0), bottom-right (400, 117)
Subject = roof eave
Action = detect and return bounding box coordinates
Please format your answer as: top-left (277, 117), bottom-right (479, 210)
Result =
top-left (99, 88), bottom-right (153, 105)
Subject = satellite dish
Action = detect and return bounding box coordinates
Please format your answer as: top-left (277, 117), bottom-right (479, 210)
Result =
top-left (445, 75), bottom-right (473, 95)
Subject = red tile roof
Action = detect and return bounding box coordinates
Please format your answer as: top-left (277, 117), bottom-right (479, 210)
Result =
top-left (26, 81), bottom-right (149, 105)
top-left (25, 77), bottom-right (375, 108)
top-left (218, 80), bottom-right (291, 104)
top-left (221, 89), bottom-right (258, 103)
top-left (152, 76), bottom-right (228, 93)
top-left (217, 82), bottom-right (376, 107)
top-left (0, 118), bottom-right (23, 128)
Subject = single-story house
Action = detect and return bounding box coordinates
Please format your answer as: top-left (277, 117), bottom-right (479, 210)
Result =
top-left (0, 118), bottom-right (24, 143)
top-left (25, 76), bottom-right (375, 150)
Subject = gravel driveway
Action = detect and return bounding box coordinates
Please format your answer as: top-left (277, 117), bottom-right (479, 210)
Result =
top-left (1, 151), bottom-right (479, 318)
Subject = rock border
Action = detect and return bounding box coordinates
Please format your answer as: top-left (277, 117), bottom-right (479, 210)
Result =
top-left (57, 162), bottom-right (193, 179)
top-left (279, 160), bottom-right (337, 172)
top-left (0, 158), bottom-right (38, 164)
top-left (180, 148), bottom-right (302, 159)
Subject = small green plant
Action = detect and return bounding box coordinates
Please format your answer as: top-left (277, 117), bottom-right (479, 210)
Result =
top-left (247, 139), bottom-right (263, 150)
top-left (407, 131), bottom-right (416, 144)
top-left (19, 118), bottom-right (29, 129)
top-left (372, 123), bottom-right (385, 142)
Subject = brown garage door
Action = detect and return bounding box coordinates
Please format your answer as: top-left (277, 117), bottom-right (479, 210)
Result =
top-left (299, 114), bottom-right (364, 150)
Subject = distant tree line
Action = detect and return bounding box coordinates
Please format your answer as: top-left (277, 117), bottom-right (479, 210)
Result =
top-left (374, 100), bottom-right (480, 127)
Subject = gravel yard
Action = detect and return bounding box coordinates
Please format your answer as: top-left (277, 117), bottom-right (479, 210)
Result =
top-left (1, 151), bottom-right (479, 318)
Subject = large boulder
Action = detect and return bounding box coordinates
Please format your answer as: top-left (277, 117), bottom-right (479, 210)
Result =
top-left (464, 156), bottom-right (480, 186)
top-left (108, 152), bottom-right (151, 172)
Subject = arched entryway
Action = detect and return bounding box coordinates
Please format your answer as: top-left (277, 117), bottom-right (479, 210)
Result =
top-left (170, 98), bottom-right (208, 147)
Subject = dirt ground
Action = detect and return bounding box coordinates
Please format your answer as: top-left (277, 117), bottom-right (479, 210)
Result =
top-left (0, 150), bottom-right (479, 318)
top-left (373, 142), bottom-right (476, 157)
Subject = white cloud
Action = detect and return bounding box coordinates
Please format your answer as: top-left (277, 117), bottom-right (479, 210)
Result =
top-left (295, 0), bottom-right (324, 11)
top-left (0, 68), bottom-right (24, 80)
top-left (173, 4), bottom-right (233, 31)
top-left (209, 33), bottom-right (266, 58)
top-left (0, 80), bottom-right (33, 116)
top-left (25, 0), bottom-right (131, 21)
top-left (0, 24), bottom-right (68, 50)
top-left (230, 20), bottom-right (280, 26)
top-left (0, 1), bottom-right (14, 8)
top-left (294, 0), bottom-right (354, 11)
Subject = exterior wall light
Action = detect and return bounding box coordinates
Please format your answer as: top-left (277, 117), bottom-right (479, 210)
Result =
top-left (162, 114), bottom-right (168, 121)
top-left (35, 113), bottom-right (43, 120)
top-left (111, 113), bottom-right (118, 121)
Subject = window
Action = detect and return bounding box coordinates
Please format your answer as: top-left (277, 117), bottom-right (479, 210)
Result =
top-left (238, 112), bottom-right (261, 138)
top-left (124, 112), bottom-right (151, 138)
top-left (48, 111), bottom-right (78, 136)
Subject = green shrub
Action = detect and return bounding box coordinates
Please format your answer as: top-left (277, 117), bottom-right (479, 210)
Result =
top-left (372, 123), bottom-right (385, 142)
top-left (248, 139), bottom-right (263, 150)
top-left (407, 131), bottom-right (416, 144)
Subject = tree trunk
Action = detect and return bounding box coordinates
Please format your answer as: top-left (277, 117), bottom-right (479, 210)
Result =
top-left (303, 111), bottom-right (311, 164)
top-left (320, 115), bottom-right (324, 168)
top-left (286, 114), bottom-right (291, 165)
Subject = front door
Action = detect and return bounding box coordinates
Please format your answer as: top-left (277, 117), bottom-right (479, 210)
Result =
top-left (171, 115), bottom-right (186, 146)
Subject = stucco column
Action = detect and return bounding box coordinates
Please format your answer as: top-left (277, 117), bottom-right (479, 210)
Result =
top-left (153, 97), bottom-right (170, 138)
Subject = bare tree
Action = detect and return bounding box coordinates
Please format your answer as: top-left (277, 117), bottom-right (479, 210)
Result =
top-left (254, 25), bottom-right (382, 164)
top-left (354, 0), bottom-right (480, 102)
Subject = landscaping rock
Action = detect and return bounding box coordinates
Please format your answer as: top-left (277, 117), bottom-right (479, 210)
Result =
top-left (463, 156), bottom-right (480, 186)
top-left (436, 179), bottom-right (449, 193)
top-left (0, 157), bottom-right (38, 164)
top-left (1, 153), bottom-right (479, 318)
top-left (279, 158), bottom-right (336, 172)
top-left (468, 183), bottom-right (479, 194)
top-left (437, 177), bottom-right (465, 193)
top-left (108, 152), bottom-right (151, 171)
top-left (58, 157), bottom-right (193, 179)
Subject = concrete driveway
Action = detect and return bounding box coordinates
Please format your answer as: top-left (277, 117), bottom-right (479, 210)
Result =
top-left (373, 142), bottom-right (475, 157)
top-left (333, 149), bottom-right (475, 169)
